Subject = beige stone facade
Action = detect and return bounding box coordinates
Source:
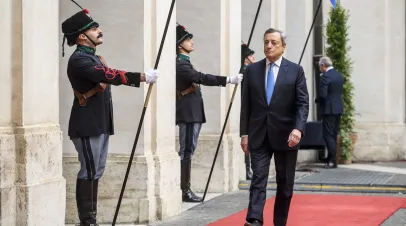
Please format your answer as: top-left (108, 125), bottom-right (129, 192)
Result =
top-left (0, 0), bottom-right (405, 225)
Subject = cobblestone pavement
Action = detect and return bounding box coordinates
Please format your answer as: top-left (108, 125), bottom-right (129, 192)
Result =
top-left (238, 162), bottom-right (406, 194)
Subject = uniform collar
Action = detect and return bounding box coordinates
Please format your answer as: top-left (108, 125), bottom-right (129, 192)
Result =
top-left (178, 53), bottom-right (190, 62)
top-left (77, 45), bottom-right (96, 55)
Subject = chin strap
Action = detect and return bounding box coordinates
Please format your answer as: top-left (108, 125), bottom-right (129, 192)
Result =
top-left (84, 33), bottom-right (98, 48)
top-left (62, 35), bottom-right (66, 57)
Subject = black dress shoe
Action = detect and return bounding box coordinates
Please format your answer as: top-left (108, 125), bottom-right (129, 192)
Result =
top-left (320, 157), bottom-right (328, 163)
top-left (246, 170), bottom-right (253, 180)
top-left (324, 162), bottom-right (337, 169)
top-left (244, 220), bottom-right (263, 226)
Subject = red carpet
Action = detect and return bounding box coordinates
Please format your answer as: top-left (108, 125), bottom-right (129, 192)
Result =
top-left (208, 194), bottom-right (406, 226)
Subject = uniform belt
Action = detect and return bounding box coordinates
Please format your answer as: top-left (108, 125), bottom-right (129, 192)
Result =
top-left (73, 55), bottom-right (108, 107)
top-left (74, 83), bottom-right (107, 107)
top-left (177, 83), bottom-right (198, 99)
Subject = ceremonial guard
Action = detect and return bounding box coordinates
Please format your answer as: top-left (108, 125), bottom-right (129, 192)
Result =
top-left (240, 43), bottom-right (256, 180)
top-left (61, 6), bottom-right (159, 226)
top-left (176, 24), bottom-right (243, 202)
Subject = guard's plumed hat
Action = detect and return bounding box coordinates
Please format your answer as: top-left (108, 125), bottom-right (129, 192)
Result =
top-left (176, 24), bottom-right (193, 46)
top-left (62, 9), bottom-right (99, 46)
top-left (241, 43), bottom-right (255, 61)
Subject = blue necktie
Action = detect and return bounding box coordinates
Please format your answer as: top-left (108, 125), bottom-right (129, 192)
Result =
top-left (266, 63), bottom-right (275, 104)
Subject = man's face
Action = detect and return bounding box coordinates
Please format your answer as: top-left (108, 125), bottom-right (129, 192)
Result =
top-left (319, 64), bottom-right (327, 73)
top-left (179, 37), bottom-right (194, 53)
top-left (263, 32), bottom-right (286, 61)
top-left (81, 25), bottom-right (104, 46)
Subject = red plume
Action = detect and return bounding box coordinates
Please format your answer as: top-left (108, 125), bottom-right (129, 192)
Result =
top-left (83, 9), bottom-right (89, 14)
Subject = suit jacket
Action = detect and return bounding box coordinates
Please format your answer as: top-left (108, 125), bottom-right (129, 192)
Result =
top-left (176, 55), bottom-right (227, 125)
top-left (316, 68), bottom-right (344, 115)
top-left (240, 57), bottom-right (309, 150)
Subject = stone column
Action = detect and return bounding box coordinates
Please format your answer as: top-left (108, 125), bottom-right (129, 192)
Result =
top-left (0, 1), bottom-right (16, 225)
top-left (144, 0), bottom-right (181, 221)
top-left (322, 0), bottom-right (406, 161)
top-left (0, 0), bottom-right (66, 225)
top-left (222, 0), bottom-right (243, 191)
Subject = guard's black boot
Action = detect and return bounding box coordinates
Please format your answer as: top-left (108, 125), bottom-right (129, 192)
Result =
top-left (180, 159), bottom-right (203, 202)
top-left (245, 154), bottom-right (253, 180)
top-left (76, 179), bottom-right (98, 226)
top-left (92, 179), bottom-right (99, 225)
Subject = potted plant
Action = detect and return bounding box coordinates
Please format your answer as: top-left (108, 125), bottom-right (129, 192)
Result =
top-left (325, 0), bottom-right (357, 164)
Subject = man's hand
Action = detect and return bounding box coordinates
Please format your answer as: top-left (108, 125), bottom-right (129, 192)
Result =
top-left (240, 136), bottom-right (249, 154)
top-left (145, 69), bottom-right (159, 84)
top-left (229, 74), bottom-right (243, 84)
top-left (287, 129), bottom-right (302, 147)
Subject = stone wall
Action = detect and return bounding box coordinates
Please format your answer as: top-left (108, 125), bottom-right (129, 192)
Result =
top-left (322, 0), bottom-right (406, 161)
top-left (0, 0), bottom-right (66, 225)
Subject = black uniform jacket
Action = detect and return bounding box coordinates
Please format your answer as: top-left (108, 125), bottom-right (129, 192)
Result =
top-left (67, 45), bottom-right (141, 138)
top-left (176, 54), bottom-right (227, 125)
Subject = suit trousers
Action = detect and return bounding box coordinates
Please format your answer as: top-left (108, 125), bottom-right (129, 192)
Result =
top-left (246, 135), bottom-right (298, 226)
top-left (322, 114), bottom-right (341, 163)
top-left (71, 133), bottom-right (110, 180)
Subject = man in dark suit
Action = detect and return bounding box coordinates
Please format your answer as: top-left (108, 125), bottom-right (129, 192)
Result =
top-left (316, 56), bottom-right (344, 169)
top-left (176, 24), bottom-right (243, 202)
top-left (240, 28), bottom-right (309, 226)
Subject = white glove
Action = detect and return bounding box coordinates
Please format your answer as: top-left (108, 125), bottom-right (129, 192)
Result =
top-left (229, 73), bottom-right (243, 84)
top-left (145, 69), bottom-right (159, 84)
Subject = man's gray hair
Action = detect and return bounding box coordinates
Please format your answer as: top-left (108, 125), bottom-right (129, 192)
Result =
top-left (319, 56), bottom-right (333, 67)
top-left (264, 28), bottom-right (287, 45)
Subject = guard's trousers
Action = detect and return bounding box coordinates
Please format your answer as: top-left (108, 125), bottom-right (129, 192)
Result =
top-left (71, 133), bottom-right (109, 225)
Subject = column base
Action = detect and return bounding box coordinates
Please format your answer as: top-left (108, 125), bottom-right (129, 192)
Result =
top-left (154, 152), bottom-right (182, 220)
top-left (64, 152), bottom-right (181, 224)
top-left (16, 179), bottom-right (66, 225)
top-left (354, 123), bottom-right (406, 161)
top-left (0, 127), bottom-right (16, 225)
top-left (2, 124), bottom-right (66, 225)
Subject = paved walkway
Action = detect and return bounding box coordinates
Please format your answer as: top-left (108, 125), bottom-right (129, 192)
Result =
top-left (149, 190), bottom-right (406, 226)
top-left (239, 162), bottom-right (406, 194)
top-left (149, 161), bottom-right (406, 226)
top-left (67, 161), bottom-right (406, 226)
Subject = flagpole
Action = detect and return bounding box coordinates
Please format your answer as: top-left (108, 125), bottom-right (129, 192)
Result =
top-left (298, 0), bottom-right (323, 65)
top-left (201, 0), bottom-right (263, 203)
top-left (111, 0), bottom-right (176, 224)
